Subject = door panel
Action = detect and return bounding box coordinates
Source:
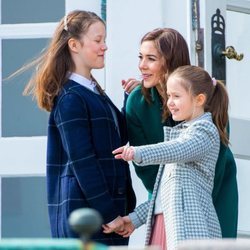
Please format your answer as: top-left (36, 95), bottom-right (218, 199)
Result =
top-left (227, 10), bottom-right (250, 119)
top-left (226, 7), bottom-right (250, 237)
top-left (200, 0), bottom-right (250, 237)
top-left (236, 159), bottom-right (250, 235)
top-left (2, 38), bottom-right (49, 137)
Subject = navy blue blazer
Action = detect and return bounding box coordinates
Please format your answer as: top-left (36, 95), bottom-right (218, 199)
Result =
top-left (47, 80), bottom-right (136, 245)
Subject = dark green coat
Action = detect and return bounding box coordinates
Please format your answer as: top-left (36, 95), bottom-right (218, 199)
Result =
top-left (126, 85), bottom-right (238, 238)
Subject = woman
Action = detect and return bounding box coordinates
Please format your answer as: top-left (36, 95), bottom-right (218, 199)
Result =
top-left (123, 28), bottom-right (238, 238)
top-left (24, 10), bottom-right (136, 245)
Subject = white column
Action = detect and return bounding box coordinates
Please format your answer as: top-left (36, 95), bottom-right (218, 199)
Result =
top-left (0, 38), bottom-right (2, 137)
top-left (0, 177), bottom-right (2, 238)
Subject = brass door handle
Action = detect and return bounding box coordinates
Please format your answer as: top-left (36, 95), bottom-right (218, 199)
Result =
top-left (221, 46), bottom-right (244, 61)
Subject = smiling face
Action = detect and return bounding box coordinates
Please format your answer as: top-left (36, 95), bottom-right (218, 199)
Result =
top-left (69, 21), bottom-right (107, 77)
top-left (138, 41), bottom-right (164, 89)
top-left (167, 76), bottom-right (205, 122)
top-left (80, 21), bottom-right (107, 68)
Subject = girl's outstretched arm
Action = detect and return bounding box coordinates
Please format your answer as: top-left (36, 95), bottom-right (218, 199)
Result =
top-left (112, 146), bottom-right (135, 161)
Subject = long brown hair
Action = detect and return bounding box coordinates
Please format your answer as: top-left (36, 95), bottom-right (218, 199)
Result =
top-left (169, 65), bottom-right (229, 145)
top-left (23, 10), bottom-right (105, 112)
top-left (140, 28), bottom-right (191, 120)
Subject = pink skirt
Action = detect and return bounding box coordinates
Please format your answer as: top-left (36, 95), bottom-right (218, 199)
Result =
top-left (149, 213), bottom-right (167, 250)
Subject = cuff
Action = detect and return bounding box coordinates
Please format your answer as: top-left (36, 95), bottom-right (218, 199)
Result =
top-left (133, 148), bottom-right (142, 164)
top-left (129, 212), bottom-right (143, 228)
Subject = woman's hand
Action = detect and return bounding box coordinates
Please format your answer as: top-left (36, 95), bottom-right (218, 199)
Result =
top-left (122, 78), bottom-right (141, 94)
top-left (112, 146), bottom-right (135, 161)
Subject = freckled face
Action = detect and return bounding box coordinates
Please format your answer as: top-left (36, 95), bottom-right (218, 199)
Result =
top-left (138, 41), bottom-right (164, 88)
top-left (79, 21), bottom-right (107, 70)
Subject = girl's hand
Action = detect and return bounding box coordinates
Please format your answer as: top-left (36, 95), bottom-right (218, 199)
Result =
top-left (112, 146), bottom-right (135, 161)
top-left (116, 216), bottom-right (135, 238)
top-left (122, 78), bottom-right (141, 94)
top-left (102, 216), bottom-right (124, 234)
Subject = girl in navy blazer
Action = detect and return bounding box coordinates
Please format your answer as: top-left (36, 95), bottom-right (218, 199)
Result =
top-left (24, 10), bottom-right (136, 245)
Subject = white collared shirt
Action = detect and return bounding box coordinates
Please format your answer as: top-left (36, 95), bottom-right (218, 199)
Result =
top-left (68, 72), bottom-right (98, 93)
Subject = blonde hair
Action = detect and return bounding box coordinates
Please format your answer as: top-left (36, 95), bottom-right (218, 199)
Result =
top-left (23, 10), bottom-right (105, 112)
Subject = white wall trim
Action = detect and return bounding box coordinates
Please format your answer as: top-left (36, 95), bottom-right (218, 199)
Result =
top-left (0, 178), bottom-right (1, 238)
top-left (0, 137), bottom-right (46, 177)
top-left (227, 0), bottom-right (250, 14)
top-left (0, 40), bottom-right (2, 137)
top-left (0, 0), bottom-right (1, 137)
top-left (0, 23), bottom-right (58, 39)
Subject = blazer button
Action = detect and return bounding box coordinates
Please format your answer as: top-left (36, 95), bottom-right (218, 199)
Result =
top-left (168, 172), bottom-right (171, 177)
top-left (117, 188), bottom-right (124, 195)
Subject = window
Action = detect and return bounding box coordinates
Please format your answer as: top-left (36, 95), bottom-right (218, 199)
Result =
top-left (2, 39), bottom-right (49, 137)
top-left (2, 0), bottom-right (65, 24)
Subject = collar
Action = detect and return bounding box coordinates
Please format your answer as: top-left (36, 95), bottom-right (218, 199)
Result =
top-left (68, 72), bottom-right (96, 92)
top-left (181, 112), bottom-right (212, 128)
